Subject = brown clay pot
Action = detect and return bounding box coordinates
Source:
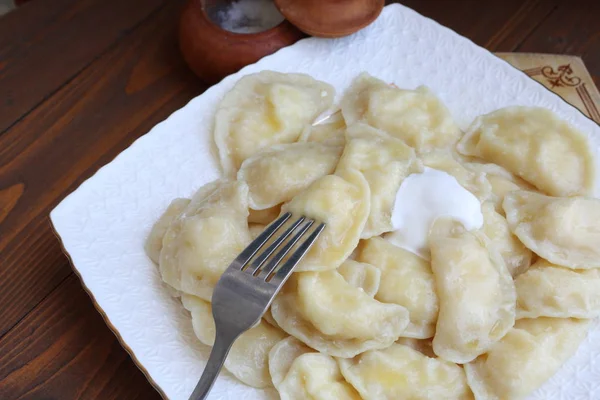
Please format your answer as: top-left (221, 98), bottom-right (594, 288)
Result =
top-left (179, 0), bottom-right (305, 84)
top-left (275, 0), bottom-right (384, 38)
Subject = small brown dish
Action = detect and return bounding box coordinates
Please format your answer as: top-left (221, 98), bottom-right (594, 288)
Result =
top-left (179, 0), bottom-right (305, 84)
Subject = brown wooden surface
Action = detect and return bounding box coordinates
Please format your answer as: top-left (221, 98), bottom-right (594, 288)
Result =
top-left (0, 0), bottom-right (599, 399)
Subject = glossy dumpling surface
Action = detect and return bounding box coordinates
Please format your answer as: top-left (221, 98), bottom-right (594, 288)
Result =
top-left (299, 111), bottom-right (346, 147)
top-left (341, 73), bottom-right (460, 151)
top-left (159, 180), bottom-right (251, 300)
top-left (145, 198), bottom-right (190, 264)
top-left (296, 270), bottom-right (409, 340)
top-left (238, 142), bottom-right (342, 210)
top-left (358, 237), bottom-right (438, 339)
top-left (481, 202), bottom-right (532, 277)
top-left (277, 352), bottom-right (361, 400)
top-left (337, 123), bottom-right (421, 238)
top-left (271, 272), bottom-right (409, 358)
top-left (503, 190), bottom-right (600, 269)
top-left (516, 259), bottom-right (600, 319)
top-left (457, 106), bottom-right (596, 196)
top-left (181, 295), bottom-right (286, 388)
top-left (429, 219), bottom-right (516, 363)
top-left (338, 343), bottom-right (474, 400)
top-left (465, 317), bottom-right (590, 400)
top-left (268, 337), bottom-right (313, 388)
top-left (215, 71), bottom-right (335, 176)
top-left (281, 169), bottom-right (370, 271)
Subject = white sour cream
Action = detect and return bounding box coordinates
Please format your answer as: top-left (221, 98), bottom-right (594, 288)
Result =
top-left (385, 167), bottom-right (483, 259)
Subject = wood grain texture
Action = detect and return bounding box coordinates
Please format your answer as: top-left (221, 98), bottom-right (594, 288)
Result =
top-left (0, 0), bottom-right (205, 339)
top-left (0, 274), bottom-right (162, 400)
top-left (1, 0), bottom-right (599, 399)
top-left (514, 1), bottom-right (600, 86)
top-left (0, 0), bottom-right (166, 134)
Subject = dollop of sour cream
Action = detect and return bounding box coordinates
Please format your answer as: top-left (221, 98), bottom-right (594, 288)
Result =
top-left (385, 167), bottom-right (483, 259)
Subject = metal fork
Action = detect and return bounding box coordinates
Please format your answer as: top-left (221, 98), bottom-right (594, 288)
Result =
top-left (188, 212), bottom-right (325, 400)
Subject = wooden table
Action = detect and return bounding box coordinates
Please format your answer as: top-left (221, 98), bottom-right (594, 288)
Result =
top-left (0, 0), bottom-right (599, 398)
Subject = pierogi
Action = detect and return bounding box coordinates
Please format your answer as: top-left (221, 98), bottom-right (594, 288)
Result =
top-left (341, 73), bottom-right (461, 151)
top-left (465, 318), bottom-right (590, 400)
top-left (429, 219), bottom-right (516, 364)
top-left (337, 343), bottom-right (474, 400)
top-left (503, 190), bottom-right (600, 269)
top-left (337, 123), bottom-right (421, 237)
top-left (516, 259), bottom-right (600, 319)
top-left (457, 106), bottom-right (595, 196)
top-left (215, 71), bottom-right (335, 176)
top-left (146, 71), bottom-right (600, 399)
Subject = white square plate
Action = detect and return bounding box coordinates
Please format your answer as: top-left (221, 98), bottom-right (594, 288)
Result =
top-left (50, 4), bottom-right (600, 400)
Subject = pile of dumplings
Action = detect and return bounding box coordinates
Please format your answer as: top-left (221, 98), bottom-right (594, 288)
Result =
top-left (145, 71), bottom-right (600, 400)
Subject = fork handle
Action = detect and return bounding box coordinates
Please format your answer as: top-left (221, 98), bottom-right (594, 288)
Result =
top-left (189, 330), bottom-right (237, 400)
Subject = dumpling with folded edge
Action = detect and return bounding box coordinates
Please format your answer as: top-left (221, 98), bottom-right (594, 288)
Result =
top-left (503, 190), bottom-right (600, 269)
top-left (340, 73), bottom-right (461, 152)
top-left (481, 202), bottom-right (532, 277)
top-left (429, 218), bottom-right (516, 364)
top-left (457, 106), bottom-right (596, 196)
top-left (215, 71), bottom-right (335, 177)
top-left (268, 337), bottom-right (314, 389)
top-left (516, 259), bottom-right (600, 319)
top-left (238, 142), bottom-right (342, 210)
top-left (337, 342), bottom-right (474, 400)
top-left (271, 271), bottom-right (409, 358)
top-left (280, 168), bottom-right (370, 272)
top-left (299, 110), bottom-right (346, 147)
top-left (357, 237), bottom-right (438, 339)
top-left (465, 317), bottom-right (590, 400)
top-left (336, 123), bottom-right (422, 238)
top-left (337, 259), bottom-right (381, 297)
top-left (181, 294), bottom-right (287, 388)
top-left (466, 162), bottom-right (534, 214)
top-left (145, 198), bottom-right (190, 264)
top-left (420, 150), bottom-right (492, 201)
top-left (159, 180), bottom-right (251, 301)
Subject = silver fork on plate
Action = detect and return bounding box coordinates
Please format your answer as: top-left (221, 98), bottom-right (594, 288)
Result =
top-left (188, 212), bottom-right (325, 400)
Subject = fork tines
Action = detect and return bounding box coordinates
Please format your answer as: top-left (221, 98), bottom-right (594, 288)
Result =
top-left (236, 212), bottom-right (324, 284)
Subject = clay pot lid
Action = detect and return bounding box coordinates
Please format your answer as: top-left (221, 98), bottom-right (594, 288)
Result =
top-left (274, 0), bottom-right (384, 38)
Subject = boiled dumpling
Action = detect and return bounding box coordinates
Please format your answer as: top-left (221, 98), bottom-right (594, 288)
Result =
top-left (429, 219), bottom-right (516, 363)
top-left (159, 180), bottom-right (251, 301)
top-left (503, 190), bottom-right (600, 269)
top-left (337, 343), bottom-right (474, 400)
top-left (215, 71), bottom-right (335, 176)
top-left (395, 337), bottom-right (436, 358)
top-left (268, 337), bottom-right (313, 388)
top-left (481, 202), bottom-right (532, 277)
top-left (421, 150), bottom-right (491, 201)
top-left (358, 237), bottom-right (438, 339)
top-left (271, 272), bottom-right (409, 358)
top-left (466, 162), bottom-right (533, 214)
top-left (181, 295), bottom-right (287, 388)
top-left (238, 142), bottom-right (342, 210)
top-left (341, 73), bottom-right (460, 151)
top-left (145, 198), bottom-right (190, 264)
top-left (296, 270), bottom-right (408, 340)
top-left (276, 351), bottom-right (361, 399)
top-left (516, 259), bottom-right (600, 319)
top-left (337, 259), bottom-right (381, 297)
top-left (299, 111), bottom-right (346, 147)
top-left (336, 123), bottom-right (421, 238)
top-left (457, 106), bottom-right (596, 196)
top-left (281, 169), bottom-right (370, 271)
top-left (465, 317), bottom-right (590, 400)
